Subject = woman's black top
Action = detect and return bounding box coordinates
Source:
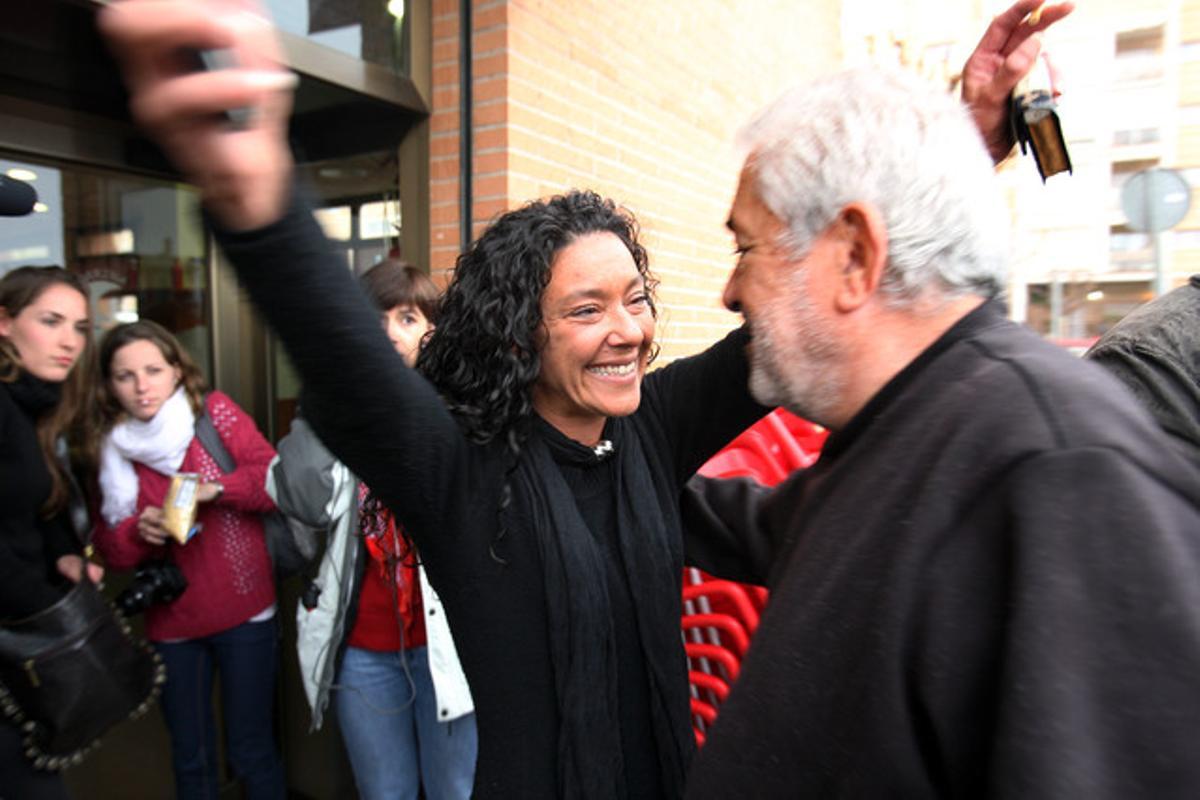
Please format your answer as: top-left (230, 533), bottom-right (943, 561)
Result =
top-left (0, 373), bottom-right (79, 620)
top-left (216, 195), bottom-right (766, 798)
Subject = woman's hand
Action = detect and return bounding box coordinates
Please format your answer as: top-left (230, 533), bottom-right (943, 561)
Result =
top-left (196, 481), bottom-right (224, 504)
top-left (961, 0), bottom-right (1074, 164)
top-left (97, 0), bottom-right (297, 230)
top-left (137, 506), bottom-right (171, 546)
top-left (56, 554), bottom-right (105, 585)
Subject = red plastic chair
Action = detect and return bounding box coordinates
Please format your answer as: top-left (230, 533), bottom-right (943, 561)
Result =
top-left (680, 612), bottom-right (750, 657)
top-left (689, 683), bottom-right (726, 745)
top-left (761, 410), bottom-right (819, 470)
top-left (696, 445), bottom-right (786, 484)
top-left (690, 696), bottom-right (718, 746)
top-left (682, 410), bottom-right (829, 745)
top-left (728, 427), bottom-right (790, 478)
top-left (744, 584), bottom-right (769, 613)
top-left (768, 408), bottom-right (828, 463)
top-left (685, 642), bottom-right (741, 682)
top-left (689, 669), bottom-right (731, 702)
top-left (682, 580), bottom-right (760, 634)
top-left (690, 696), bottom-right (718, 725)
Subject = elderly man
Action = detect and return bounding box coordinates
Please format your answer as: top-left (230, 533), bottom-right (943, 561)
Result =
top-left (682, 66), bottom-right (1200, 798)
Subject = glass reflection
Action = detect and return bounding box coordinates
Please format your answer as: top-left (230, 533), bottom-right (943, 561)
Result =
top-left (264, 0), bottom-right (410, 75)
top-left (0, 155), bottom-right (212, 378)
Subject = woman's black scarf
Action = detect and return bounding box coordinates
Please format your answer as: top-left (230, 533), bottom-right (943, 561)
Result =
top-left (511, 415), bottom-right (693, 799)
top-left (6, 370), bottom-right (63, 418)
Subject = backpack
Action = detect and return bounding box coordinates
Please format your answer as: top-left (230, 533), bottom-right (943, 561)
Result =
top-left (193, 409), bottom-right (321, 579)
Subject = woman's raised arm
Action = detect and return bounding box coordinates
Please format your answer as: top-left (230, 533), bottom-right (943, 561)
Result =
top-left (99, 1), bottom-right (470, 537)
top-left (98, 0), bottom-right (295, 230)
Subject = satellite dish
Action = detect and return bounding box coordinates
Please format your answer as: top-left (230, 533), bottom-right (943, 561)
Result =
top-left (1121, 168), bottom-right (1191, 233)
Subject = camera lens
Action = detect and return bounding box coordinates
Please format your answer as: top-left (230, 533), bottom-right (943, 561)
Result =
top-left (114, 561), bottom-right (188, 616)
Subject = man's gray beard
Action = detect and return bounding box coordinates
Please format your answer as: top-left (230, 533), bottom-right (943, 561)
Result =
top-left (748, 347), bottom-right (790, 409)
top-left (746, 311), bottom-right (843, 427)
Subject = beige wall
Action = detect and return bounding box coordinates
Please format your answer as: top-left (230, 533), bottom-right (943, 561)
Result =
top-left (428, 0), bottom-right (841, 361)
top-left (423, 0), bottom-right (1200, 348)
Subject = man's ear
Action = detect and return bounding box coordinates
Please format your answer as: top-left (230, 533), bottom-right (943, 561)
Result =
top-left (833, 202), bottom-right (888, 313)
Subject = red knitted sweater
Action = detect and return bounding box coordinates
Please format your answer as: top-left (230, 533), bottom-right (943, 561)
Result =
top-left (93, 391), bottom-right (278, 641)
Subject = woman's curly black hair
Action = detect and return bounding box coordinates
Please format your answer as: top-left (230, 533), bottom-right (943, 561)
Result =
top-left (417, 189), bottom-right (658, 446)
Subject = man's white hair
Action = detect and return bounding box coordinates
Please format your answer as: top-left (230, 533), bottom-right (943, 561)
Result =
top-left (737, 67), bottom-right (1010, 306)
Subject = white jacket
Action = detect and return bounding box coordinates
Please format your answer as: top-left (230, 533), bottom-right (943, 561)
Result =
top-left (265, 418), bottom-right (473, 731)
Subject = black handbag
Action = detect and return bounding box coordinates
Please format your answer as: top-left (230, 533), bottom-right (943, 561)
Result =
top-left (0, 576), bottom-right (166, 770)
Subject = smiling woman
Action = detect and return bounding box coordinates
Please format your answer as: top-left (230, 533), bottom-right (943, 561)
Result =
top-left (215, 187), bottom-right (766, 800)
top-left (93, 4), bottom-right (767, 795)
top-left (532, 231), bottom-right (657, 444)
top-left (418, 190), bottom-right (663, 448)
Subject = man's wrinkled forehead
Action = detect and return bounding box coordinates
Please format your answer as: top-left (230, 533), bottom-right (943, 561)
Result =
top-left (727, 161), bottom-right (784, 237)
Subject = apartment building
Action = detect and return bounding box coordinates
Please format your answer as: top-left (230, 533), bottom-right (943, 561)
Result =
top-left (1007, 0), bottom-right (1200, 341)
top-left (843, 0), bottom-right (1200, 343)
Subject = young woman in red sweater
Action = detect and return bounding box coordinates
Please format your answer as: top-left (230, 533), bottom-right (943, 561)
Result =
top-left (92, 320), bottom-right (284, 800)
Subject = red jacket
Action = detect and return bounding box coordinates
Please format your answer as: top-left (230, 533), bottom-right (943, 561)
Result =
top-left (346, 503), bottom-right (428, 652)
top-left (93, 391), bottom-right (278, 641)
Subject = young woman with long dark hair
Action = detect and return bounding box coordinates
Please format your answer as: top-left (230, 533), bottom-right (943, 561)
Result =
top-left (0, 266), bottom-right (97, 799)
top-left (91, 320), bottom-right (284, 800)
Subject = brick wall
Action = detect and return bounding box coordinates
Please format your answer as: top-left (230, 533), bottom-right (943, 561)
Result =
top-left (430, 0), bottom-right (468, 282)
top-left (427, 1), bottom-right (842, 361)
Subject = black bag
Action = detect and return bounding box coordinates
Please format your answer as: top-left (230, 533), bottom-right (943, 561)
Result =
top-left (194, 408), bottom-right (320, 578)
top-left (0, 578), bottom-right (165, 770)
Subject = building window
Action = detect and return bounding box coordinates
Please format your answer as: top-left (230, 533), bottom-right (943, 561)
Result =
top-left (359, 199), bottom-right (402, 241)
top-left (0, 154), bottom-right (212, 376)
top-left (313, 205), bottom-right (353, 241)
top-left (310, 199), bottom-right (401, 274)
top-left (1114, 26), bottom-right (1165, 84)
top-left (1110, 229), bottom-right (1152, 253)
top-left (1110, 225), bottom-right (1154, 270)
top-left (1175, 229), bottom-right (1200, 249)
top-left (1113, 127), bottom-right (1162, 147)
top-left (262, 0), bottom-right (411, 76)
top-left (1026, 280), bottom-right (1153, 340)
top-left (1111, 159), bottom-right (1160, 214)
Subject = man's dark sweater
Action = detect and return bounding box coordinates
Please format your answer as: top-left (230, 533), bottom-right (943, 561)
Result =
top-left (683, 302), bottom-right (1200, 798)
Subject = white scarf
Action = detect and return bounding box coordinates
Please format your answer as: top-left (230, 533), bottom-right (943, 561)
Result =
top-left (99, 387), bottom-right (197, 526)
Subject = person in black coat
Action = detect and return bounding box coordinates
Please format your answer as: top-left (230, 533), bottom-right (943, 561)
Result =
top-left (0, 265), bottom-right (100, 799)
top-left (1085, 275), bottom-right (1200, 468)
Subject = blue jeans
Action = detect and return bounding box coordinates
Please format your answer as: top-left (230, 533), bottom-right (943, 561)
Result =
top-left (335, 646), bottom-right (477, 800)
top-left (155, 618), bottom-right (286, 800)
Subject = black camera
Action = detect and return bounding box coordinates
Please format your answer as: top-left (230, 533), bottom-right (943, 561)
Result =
top-left (115, 560), bottom-right (188, 616)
